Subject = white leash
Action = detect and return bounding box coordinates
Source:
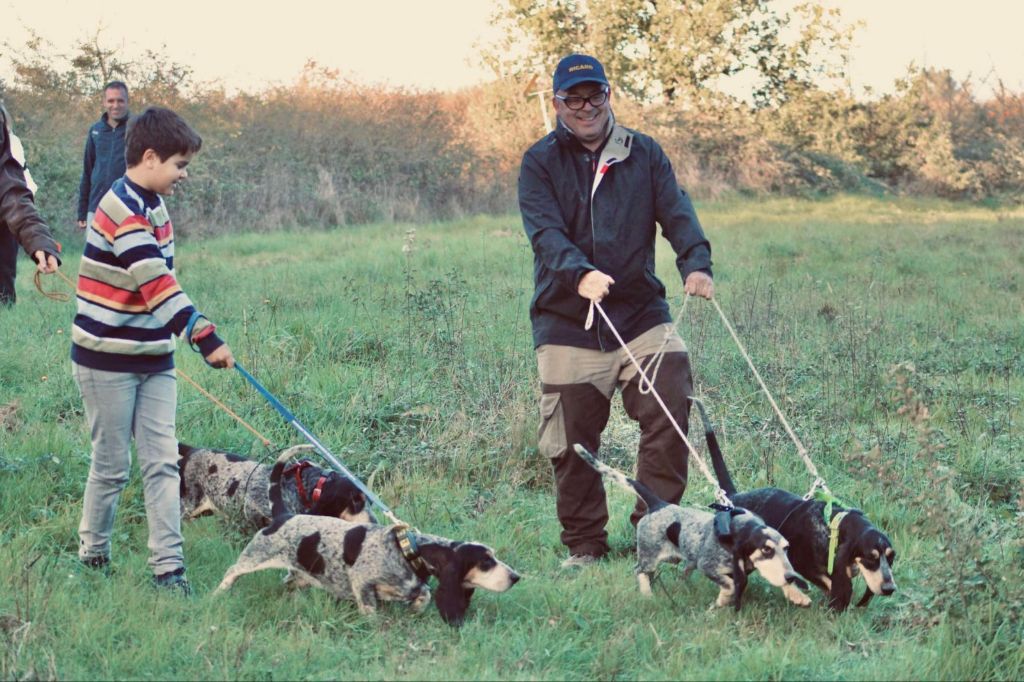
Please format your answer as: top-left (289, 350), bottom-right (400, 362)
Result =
top-left (586, 299), bottom-right (733, 508)
top-left (708, 297), bottom-right (830, 499)
top-left (637, 294), bottom-right (690, 395)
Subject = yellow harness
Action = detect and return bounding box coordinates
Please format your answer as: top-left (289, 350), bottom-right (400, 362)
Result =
top-left (827, 511), bottom-right (849, 574)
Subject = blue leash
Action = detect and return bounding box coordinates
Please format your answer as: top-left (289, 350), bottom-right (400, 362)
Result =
top-left (234, 362), bottom-right (395, 520)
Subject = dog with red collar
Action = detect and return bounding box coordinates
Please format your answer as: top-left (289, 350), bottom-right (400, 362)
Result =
top-left (178, 443), bottom-right (376, 530)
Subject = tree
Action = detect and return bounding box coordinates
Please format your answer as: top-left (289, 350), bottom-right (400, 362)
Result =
top-left (485, 0), bottom-right (855, 108)
top-left (3, 27), bottom-right (193, 104)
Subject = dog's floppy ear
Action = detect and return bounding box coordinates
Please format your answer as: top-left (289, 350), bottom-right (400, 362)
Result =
top-left (725, 512), bottom-right (758, 612)
top-left (827, 538), bottom-right (856, 612)
top-left (731, 555), bottom-right (749, 611)
top-left (432, 547), bottom-right (472, 627)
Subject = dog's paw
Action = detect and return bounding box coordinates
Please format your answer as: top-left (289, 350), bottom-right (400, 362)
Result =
top-left (636, 573), bottom-right (653, 596)
top-left (411, 588), bottom-right (432, 613)
top-left (714, 591), bottom-right (735, 608)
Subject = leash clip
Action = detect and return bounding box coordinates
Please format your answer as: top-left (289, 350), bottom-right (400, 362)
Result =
top-left (713, 488), bottom-right (734, 509)
top-left (803, 477), bottom-right (829, 500)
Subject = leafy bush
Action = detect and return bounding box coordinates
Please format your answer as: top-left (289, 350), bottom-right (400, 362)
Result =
top-left (3, 21), bottom-right (1023, 242)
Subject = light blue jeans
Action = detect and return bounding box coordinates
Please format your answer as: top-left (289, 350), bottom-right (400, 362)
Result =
top-left (73, 364), bottom-right (183, 575)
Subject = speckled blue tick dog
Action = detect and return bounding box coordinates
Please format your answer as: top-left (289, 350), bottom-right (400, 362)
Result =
top-left (178, 443), bottom-right (375, 530)
top-left (574, 445), bottom-right (810, 610)
top-left (215, 448), bottom-right (521, 626)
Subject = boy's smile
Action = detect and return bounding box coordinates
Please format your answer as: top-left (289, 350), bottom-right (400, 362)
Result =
top-left (152, 152), bottom-right (192, 196)
top-left (129, 150), bottom-right (193, 196)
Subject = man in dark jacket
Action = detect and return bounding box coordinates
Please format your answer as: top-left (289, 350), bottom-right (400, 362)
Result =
top-left (77, 81), bottom-right (130, 229)
top-left (518, 54), bottom-right (714, 567)
top-left (1, 102), bottom-right (61, 305)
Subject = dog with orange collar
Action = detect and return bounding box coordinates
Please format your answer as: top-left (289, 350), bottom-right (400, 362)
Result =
top-left (178, 443), bottom-right (376, 530)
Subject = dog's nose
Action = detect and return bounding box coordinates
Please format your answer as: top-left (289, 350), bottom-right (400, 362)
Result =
top-left (785, 573), bottom-right (808, 589)
top-left (881, 583), bottom-right (896, 596)
top-left (510, 572), bottom-right (521, 585)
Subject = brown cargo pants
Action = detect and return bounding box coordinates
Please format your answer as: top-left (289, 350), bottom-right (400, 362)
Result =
top-left (536, 323), bottom-right (693, 557)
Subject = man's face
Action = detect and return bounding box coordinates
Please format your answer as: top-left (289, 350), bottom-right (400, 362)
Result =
top-left (103, 87), bottom-right (128, 123)
top-left (553, 81), bottom-right (612, 148)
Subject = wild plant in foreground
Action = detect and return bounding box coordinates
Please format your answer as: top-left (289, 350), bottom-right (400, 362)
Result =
top-left (846, 363), bottom-right (1020, 641)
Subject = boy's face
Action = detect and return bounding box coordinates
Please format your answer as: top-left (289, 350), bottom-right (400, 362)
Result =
top-left (145, 151), bottom-right (193, 196)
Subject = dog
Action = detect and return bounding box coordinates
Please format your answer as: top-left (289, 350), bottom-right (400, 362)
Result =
top-left (573, 445), bottom-right (810, 611)
top-left (694, 398), bottom-right (897, 611)
top-left (215, 448), bottom-right (521, 626)
top-left (178, 443), bottom-right (375, 530)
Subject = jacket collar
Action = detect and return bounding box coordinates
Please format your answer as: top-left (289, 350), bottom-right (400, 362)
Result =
top-left (591, 122), bottom-right (633, 198)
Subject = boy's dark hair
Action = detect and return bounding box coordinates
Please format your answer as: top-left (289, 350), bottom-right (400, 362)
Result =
top-left (125, 107), bottom-right (202, 166)
top-left (104, 81), bottom-right (129, 97)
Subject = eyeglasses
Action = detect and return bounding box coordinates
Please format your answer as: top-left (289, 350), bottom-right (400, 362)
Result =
top-left (555, 87), bottom-right (610, 110)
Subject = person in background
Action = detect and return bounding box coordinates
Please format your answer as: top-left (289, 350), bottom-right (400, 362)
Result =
top-left (0, 100), bottom-right (61, 305)
top-left (518, 54), bottom-right (714, 568)
top-left (78, 81), bottom-right (130, 230)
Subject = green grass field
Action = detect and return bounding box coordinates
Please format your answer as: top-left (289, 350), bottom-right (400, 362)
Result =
top-left (1, 195), bottom-right (1022, 680)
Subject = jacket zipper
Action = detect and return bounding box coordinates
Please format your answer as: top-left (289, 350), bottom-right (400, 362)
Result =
top-left (586, 152), bottom-right (606, 351)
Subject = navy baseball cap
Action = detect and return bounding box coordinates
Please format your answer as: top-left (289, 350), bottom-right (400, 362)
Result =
top-left (552, 54), bottom-right (609, 93)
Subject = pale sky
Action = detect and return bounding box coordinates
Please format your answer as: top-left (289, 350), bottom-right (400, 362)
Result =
top-left (1, 0), bottom-right (1021, 96)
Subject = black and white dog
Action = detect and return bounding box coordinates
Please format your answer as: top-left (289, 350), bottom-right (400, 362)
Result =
top-left (694, 398), bottom-right (897, 610)
top-left (216, 448), bottom-right (521, 626)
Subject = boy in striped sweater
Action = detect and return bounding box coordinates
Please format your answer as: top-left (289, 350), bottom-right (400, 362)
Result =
top-left (72, 107), bottom-right (234, 595)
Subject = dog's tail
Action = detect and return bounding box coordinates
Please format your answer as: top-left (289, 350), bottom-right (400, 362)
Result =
top-left (268, 444), bottom-right (316, 518)
top-left (690, 397), bottom-right (738, 497)
top-left (572, 444), bottom-right (667, 512)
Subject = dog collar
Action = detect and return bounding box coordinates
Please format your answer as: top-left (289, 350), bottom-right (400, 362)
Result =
top-left (282, 460), bottom-right (323, 509)
top-left (708, 503), bottom-right (738, 540)
top-left (393, 524), bottom-right (430, 581)
top-left (827, 511), bottom-right (850, 574)
top-left (310, 476), bottom-right (326, 504)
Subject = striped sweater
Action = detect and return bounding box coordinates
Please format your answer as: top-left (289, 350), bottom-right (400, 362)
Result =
top-left (71, 176), bottom-right (223, 373)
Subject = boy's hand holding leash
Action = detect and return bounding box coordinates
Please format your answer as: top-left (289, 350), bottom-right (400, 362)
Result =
top-left (205, 343), bottom-right (235, 369)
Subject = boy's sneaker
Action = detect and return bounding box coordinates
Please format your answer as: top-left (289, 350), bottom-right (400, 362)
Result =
top-left (560, 553), bottom-right (603, 569)
top-left (80, 555), bottom-right (112, 575)
top-left (153, 567), bottom-right (192, 596)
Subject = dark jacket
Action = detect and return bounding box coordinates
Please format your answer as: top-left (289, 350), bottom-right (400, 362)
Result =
top-left (518, 120), bottom-right (711, 350)
top-left (78, 112), bottom-right (128, 220)
top-left (1, 104), bottom-right (60, 261)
